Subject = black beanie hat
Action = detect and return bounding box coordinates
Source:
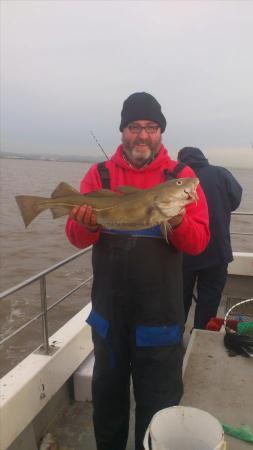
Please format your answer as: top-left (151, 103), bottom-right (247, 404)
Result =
top-left (119, 92), bottom-right (166, 133)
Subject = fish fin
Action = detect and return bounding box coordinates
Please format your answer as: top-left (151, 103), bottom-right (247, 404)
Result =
top-left (51, 182), bottom-right (79, 199)
top-left (160, 222), bottom-right (172, 243)
top-left (50, 206), bottom-right (70, 219)
top-left (15, 195), bottom-right (49, 228)
top-left (116, 186), bottom-right (143, 194)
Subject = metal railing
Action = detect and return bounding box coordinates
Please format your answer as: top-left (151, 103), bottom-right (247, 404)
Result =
top-left (0, 210), bottom-right (252, 354)
top-left (0, 247), bottom-right (92, 354)
top-left (231, 211), bottom-right (253, 236)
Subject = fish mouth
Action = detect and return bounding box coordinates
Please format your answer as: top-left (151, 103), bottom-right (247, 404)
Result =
top-left (184, 189), bottom-right (198, 202)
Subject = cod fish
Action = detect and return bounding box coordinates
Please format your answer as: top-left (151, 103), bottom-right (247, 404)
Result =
top-left (15, 178), bottom-right (199, 233)
top-left (39, 433), bottom-right (59, 450)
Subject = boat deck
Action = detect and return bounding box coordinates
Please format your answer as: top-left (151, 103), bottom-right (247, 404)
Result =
top-left (46, 332), bottom-right (253, 450)
top-left (43, 394), bottom-right (135, 450)
top-left (33, 274), bottom-right (253, 450)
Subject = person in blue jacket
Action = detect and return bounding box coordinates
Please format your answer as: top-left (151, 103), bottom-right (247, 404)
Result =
top-left (177, 146), bottom-right (243, 329)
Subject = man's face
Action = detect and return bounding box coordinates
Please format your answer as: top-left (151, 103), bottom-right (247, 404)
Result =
top-left (122, 120), bottom-right (162, 168)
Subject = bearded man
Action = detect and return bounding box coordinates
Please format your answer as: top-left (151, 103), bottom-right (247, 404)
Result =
top-left (66, 92), bottom-right (210, 450)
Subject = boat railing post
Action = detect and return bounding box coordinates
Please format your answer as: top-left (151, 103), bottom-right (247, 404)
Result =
top-left (40, 275), bottom-right (50, 354)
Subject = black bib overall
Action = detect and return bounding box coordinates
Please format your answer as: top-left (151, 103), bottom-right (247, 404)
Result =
top-left (87, 163), bottom-right (185, 450)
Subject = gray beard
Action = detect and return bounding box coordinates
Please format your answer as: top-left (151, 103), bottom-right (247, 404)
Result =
top-left (122, 148), bottom-right (157, 168)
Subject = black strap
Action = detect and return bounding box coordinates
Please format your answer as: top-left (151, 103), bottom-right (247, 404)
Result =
top-left (98, 161), bottom-right (185, 187)
top-left (163, 162), bottom-right (186, 180)
top-left (97, 161), bottom-right (111, 189)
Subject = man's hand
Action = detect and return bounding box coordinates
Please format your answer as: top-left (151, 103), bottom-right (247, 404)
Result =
top-left (69, 205), bottom-right (99, 232)
top-left (168, 208), bottom-right (185, 229)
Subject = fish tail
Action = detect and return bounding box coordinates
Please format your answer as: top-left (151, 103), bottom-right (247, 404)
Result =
top-left (15, 195), bottom-right (49, 227)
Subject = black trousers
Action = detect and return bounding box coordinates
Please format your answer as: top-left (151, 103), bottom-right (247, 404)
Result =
top-left (88, 234), bottom-right (184, 450)
top-left (183, 263), bottom-right (228, 329)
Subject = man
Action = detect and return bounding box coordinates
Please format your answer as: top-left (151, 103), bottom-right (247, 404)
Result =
top-left (178, 146), bottom-right (242, 330)
top-left (66, 93), bottom-right (210, 450)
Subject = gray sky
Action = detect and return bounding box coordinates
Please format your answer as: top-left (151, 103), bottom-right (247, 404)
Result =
top-left (1, 0), bottom-right (253, 167)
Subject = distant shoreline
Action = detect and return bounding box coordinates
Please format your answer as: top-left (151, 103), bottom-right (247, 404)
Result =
top-left (0, 152), bottom-right (101, 163)
top-left (1, 152), bottom-right (252, 170)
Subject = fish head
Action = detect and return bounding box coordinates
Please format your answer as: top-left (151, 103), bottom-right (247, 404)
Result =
top-left (176, 177), bottom-right (199, 202)
top-left (154, 177), bottom-right (199, 218)
top-left (160, 177), bottom-right (199, 201)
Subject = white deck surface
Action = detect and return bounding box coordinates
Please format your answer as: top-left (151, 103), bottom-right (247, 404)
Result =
top-left (181, 329), bottom-right (253, 450)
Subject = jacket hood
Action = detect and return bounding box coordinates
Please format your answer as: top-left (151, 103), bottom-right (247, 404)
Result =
top-left (177, 147), bottom-right (209, 169)
top-left (111, 144), bottom-right (172, 172)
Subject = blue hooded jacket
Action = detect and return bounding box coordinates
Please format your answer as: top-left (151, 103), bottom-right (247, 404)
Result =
top-left (178, 147), bottom-right (243, 270)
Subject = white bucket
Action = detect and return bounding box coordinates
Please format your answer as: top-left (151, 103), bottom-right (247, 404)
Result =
top-left (143, 406), bottom-right (226, 450)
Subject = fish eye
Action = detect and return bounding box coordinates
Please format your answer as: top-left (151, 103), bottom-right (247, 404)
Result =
top-left (176, 180), bottom-right (183, 185)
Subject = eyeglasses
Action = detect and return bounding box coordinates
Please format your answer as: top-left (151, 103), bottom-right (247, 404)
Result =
top-left (127, 124), bottom-right (160, 134)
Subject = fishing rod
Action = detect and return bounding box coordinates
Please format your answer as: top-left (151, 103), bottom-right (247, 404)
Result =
top-left (90, 130), bottom-right (109, 160)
